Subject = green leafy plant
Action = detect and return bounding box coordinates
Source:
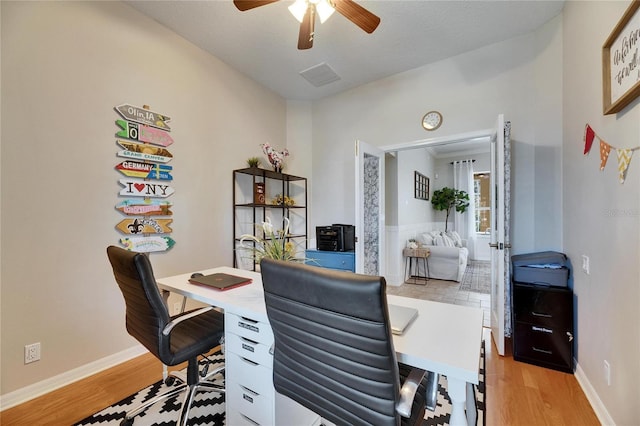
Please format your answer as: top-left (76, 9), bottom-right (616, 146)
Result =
top-left (431, 187), bottom-right (470, 232)
top-left (247, 157), bottom-right (261, 168)
top-left (239, 218), bottom-right (304, 263)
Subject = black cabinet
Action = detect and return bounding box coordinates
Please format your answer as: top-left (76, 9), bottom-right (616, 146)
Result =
top-left (512, 283), bottom-right (574, 373)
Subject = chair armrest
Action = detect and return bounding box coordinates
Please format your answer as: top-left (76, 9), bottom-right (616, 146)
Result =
top-left (396, 367), bottom-right (426, 418)
top-left (162, 307), bottom-right (213, 336)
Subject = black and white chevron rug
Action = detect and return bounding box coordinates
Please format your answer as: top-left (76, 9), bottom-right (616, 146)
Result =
top-left (77, 344), bottom-right (485, 426)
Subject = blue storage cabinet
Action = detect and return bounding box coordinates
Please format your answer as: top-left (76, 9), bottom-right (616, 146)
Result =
top-left (305, 249), bottom-right (355, 272)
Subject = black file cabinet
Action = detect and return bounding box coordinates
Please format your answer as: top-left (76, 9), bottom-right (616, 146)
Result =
top-left (512, 283), bottom-right (574, 373)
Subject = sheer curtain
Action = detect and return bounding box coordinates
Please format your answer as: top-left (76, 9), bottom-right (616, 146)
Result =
top-left (453, 160), bottom-right (475, 259)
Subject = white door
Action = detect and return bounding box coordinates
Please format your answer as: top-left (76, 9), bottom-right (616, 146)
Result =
top-left (489, 114), bottom-right (511, 356)
top-left (354, 140), bottom-right (385, 276)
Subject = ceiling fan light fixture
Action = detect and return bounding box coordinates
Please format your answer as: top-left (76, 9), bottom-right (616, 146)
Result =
top-left (288, 0), bottom-right (308, 23)
top-left (315, 0), bottom-right (335, 23)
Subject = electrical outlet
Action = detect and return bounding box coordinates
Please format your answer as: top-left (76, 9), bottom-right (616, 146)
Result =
top-left (25, 342), bottom-right (41, 364)
top-left (581, 255), bottom-right (590, 275)
top-left (173, 302), bottom-right (182, 314)
top-left (604, 360), bottom-right (611, 386)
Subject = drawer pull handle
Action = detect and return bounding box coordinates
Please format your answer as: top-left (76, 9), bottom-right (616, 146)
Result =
top-left (240, 316), bottom-right (258, 324)
top-left (239, 321), bottom-right (260, 333)
top-left (241, 336), bottom-right (259, 344)
top-left (532, 347), bottom-right (553, 355)
top-left (531, 311), bottom-right (552, 318)
top-left (239, 413), bottom-right (260, 425)
top-left (241, 356), bottom-right (259, 366)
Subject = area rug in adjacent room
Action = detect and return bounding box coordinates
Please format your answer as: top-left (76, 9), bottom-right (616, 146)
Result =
top-left (460, 260), bottom-right (491, 294)
top-left (78, 345), bottom-right (485, 426)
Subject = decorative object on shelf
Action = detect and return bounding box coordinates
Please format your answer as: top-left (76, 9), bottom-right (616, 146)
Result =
top-left (261, 143), bottom-right (289, 173)
top-left (239, 218), bottom-right (304, 263)
top-left (414, 171), bottom-right (430, 200)
top-left (583, 123), bottom-right (638, 183)
top-left (602, 1), bottom-right (640, 115)
top-left (431, 187), bottom-right (470, 232)
top-left (247, 157), bottom-right (261, 168)
top-left (254, 182), bottom-right (266, 204)
top-left (272, 193), bottom-right (295, 206)
top-left (422, 110), bottom-right (442, 131)
top-left (407, 239), bottom-right (418, 249)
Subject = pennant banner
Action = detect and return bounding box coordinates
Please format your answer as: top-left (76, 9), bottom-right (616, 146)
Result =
top-left (616, 149), bottom-right (633, 183)
top-left (584, 124), bottom-right (639, 184)
top-left (600, 140), bottom-right (611, 171)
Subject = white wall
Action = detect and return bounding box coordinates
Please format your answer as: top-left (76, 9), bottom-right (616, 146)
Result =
top-left (563, 2), bottom-right (640, 424)
top-left (312, 15), bottom-right (564, 257)
top-left (1, 1), bottom-right (287, 396)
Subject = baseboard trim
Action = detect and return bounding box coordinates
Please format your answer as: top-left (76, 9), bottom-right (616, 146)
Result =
top-left (574, 360), bottom-right (616, 426)
top-left (0, 345), bottom-right (147, 411)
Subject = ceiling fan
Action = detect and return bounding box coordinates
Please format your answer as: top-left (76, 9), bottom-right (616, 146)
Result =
top-left (233, 0), bottom-right (380, 50)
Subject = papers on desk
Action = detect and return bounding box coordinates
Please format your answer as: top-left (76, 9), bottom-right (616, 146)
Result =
top-left (388, 304), bottom-right (418, 335)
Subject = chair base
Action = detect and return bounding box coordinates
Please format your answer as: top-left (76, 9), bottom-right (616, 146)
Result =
top-left (120, 366), bottom-right (225, 426)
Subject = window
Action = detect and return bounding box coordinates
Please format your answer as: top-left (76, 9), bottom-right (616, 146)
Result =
top-left (474, 172), bottom-right (491, 233)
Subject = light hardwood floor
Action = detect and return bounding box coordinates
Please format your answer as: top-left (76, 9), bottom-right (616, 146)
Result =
top-left (1, 329), bottom-right (600, 426)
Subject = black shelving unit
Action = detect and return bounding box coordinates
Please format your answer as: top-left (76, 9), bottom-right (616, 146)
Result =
top-left (232, 167), bottom-right (307, 271)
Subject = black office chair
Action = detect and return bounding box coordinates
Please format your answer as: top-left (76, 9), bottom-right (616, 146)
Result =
top-left (261, 258), bottom-right (436, 426)
top-left (106, 246), bottom-right (225, 426)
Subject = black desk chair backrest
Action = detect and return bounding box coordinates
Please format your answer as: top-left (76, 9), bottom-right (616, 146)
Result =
top-left (261, 258), bottom-right (427, 426)
top-left (107, 245), bottom-right (171, 360)
top-left (107, 245), bottom-right (225, 426)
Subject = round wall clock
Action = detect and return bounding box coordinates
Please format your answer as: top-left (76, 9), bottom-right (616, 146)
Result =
top-left (422, 111), bottom-right (443, 131)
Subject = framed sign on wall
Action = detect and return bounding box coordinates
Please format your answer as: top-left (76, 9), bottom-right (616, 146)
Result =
top-left (602, 0), bottom-right (640, 115)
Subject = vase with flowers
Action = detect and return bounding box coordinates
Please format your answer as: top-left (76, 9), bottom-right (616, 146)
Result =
top-left (239, 217), bottom-right (304, 264)
top-left (260, 143), bottom-right (289, 173)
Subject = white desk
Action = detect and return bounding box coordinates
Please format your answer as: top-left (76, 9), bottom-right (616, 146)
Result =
top-left (157, 266), bottom-right (484, 426)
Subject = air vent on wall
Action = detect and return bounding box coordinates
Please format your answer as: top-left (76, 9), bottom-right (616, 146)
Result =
top-left (299, 62), bottom-right (341, 87)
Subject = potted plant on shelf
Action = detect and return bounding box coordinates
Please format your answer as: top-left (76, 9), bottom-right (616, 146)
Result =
top-left (239, 218), bottom-right (304, 263)
top-left (247, 157), bottom-right (261, 168)
top-left (431, 187), bottom-right (470, 232)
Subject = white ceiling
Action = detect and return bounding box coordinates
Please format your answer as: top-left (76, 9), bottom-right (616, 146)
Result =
top-left (127, 0), bottom-right (565, 101)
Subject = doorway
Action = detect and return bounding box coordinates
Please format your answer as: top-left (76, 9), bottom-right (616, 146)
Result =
top-left (382, 132), bottom-right (493, 329)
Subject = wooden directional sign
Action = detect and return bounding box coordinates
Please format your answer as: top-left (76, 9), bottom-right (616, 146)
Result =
top-left (115, 161), bottom-right (173, 180)
top-left (115, 199), bottom-right (173, 216)
top-left (116, 120), bottom-right (174, 147)
top-left (120, 236), bottom-right (176, 252)
top-left (117, 140), bottom-right (172, 163)
top-left (116, 218), bottom-right (173, 235)
top-left (119, 178), bottom-right (174, 198)
top-left (115, 104), bottom-right (171, 131)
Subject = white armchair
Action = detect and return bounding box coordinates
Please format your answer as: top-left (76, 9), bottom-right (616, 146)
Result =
top-left (414, 231), bottom-right (469, 282)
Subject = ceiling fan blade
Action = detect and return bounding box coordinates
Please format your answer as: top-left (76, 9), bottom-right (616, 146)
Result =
top-left (298, 6), bottom-right (315, 50)
top-left (332, 0), bottom-right (380, 33)
top-left (233, 0), bottom-right (280, 12)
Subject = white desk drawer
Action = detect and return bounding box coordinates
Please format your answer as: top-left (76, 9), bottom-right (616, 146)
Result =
top-left (227, 351), bottom-right (273, 395)
top-left (228, 382), bottom-right (273, 425)
top-left (226, 312), bottom-right (274, 345)
top-left (226, 331), bottom-right (273, 365)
